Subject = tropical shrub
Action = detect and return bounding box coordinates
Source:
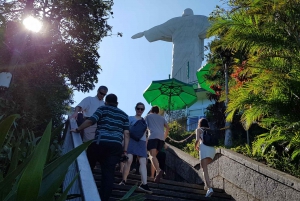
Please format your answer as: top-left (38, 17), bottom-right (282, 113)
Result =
top-left (183, 139), bottom-right (199, 158)
top-left (119, 184), bottom-right (145, 201)
top-left (0, 114), bottom-right (91, 201)
top-left (166, 121), bottom-right (194, 150)
top-left (232, 143), bottom-right (300, 178)
top-left (205, 0), bottom-right (300, 177)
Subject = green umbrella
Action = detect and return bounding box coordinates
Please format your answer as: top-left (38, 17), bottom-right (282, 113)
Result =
top-left (196, 63), bottom-right (216, 94)
top-left (143, 78), bottom-right (197, 112)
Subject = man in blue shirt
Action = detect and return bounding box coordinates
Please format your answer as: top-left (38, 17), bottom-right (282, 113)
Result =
top-left (73, 94), bottom-right (129, 201)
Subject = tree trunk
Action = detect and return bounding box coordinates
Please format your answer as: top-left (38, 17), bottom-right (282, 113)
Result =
top-left (224, 121), bottom-right (232, 147)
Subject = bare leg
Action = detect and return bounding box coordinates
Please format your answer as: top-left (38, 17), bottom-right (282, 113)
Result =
top-left (119, 162), bottom-right (124, 173)
top-left (149, 149), bottom-right (160, 173)
top-left (122, 154), bottom-right (133, 182)
top-left (150, 163), bottom-right (155, 178)
top-left (201, 157), bottom-right (213, 188)
top-left (138, 157), bottom-right (147, 184)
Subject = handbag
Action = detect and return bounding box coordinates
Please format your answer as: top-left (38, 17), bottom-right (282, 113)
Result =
top-left (129, 118), bottom-right (147, 141)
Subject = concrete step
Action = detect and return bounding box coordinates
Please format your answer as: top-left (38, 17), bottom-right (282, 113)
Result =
top-left (93, 169), bottom-right (234, 201)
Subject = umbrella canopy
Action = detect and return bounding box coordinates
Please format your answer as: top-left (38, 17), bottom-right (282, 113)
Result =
top-left (196, 63), bottom-right (215, 94)
top-left (143, 78), bottom-right (197, 112)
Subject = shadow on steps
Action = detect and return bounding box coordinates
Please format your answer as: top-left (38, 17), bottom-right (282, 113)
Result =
top-left (93, 168), bottom-right (234, 201)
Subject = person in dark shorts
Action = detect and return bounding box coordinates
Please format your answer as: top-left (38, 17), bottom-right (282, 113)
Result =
top-left (71, 94), bottom-right (129, 201)
top-left (145, 106), bottom-right (169, 183)
top-left (150, 144), bottom-right (168, 179)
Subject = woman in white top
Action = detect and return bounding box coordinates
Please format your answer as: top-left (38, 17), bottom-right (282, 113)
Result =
top-left (195, 118), bottom-right (216, 197)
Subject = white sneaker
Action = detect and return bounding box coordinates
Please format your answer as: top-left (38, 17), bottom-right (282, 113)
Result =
top-left (130, 168), bottom-right (136, 174)
top-left (205, 188), bottom-right (213, 197)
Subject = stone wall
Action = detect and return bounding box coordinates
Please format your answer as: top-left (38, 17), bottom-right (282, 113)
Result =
top-left (165, 144), bottom-right (300, 201)
top-left (165, 143), bottom-right (203, 184)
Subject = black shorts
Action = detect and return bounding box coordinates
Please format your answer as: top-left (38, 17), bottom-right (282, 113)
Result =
top-left (147, 139), bottom-right (165, 151)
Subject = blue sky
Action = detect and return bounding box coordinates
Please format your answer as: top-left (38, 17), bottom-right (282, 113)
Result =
top-left (72, 0), bottom-right (223, 116)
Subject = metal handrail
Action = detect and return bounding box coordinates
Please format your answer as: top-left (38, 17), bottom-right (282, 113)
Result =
top-left (62, 117), bottom-right (101, 201)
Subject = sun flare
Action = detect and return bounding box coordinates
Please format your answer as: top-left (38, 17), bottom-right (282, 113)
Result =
top-left (23, 16), bottom-right (42, 32)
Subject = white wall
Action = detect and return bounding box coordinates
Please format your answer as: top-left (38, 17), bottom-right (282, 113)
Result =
top-left (187, 90), bottom-right (214, 117)
top-left (186, 90), bottom-right (214, 130)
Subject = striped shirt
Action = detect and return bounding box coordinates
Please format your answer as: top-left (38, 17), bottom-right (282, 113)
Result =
top-left (89, 105), bottom-right (129, 145)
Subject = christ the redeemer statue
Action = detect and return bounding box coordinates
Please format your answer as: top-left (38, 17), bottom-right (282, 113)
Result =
top-left (132, 8), bottom-right (210, 84)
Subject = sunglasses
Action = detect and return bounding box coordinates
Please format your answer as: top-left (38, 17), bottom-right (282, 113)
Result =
top-left (99, 91), bottom-right (106, 96)
top-left (136, 107), bottom-right (145, 111)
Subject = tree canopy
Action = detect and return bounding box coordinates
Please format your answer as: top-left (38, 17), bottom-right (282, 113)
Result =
top-left (0, 0), bottom-right (115, 132)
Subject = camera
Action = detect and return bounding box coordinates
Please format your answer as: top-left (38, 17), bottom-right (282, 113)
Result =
top-left (120, 155), bottom-right (129, 162)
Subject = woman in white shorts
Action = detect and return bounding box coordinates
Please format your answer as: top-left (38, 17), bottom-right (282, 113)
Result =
top-left (195, 118), bottom-right (215, 197)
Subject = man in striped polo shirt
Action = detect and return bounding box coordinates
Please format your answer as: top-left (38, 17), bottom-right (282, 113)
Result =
top-left (73, 94), bottom-right (129, 201)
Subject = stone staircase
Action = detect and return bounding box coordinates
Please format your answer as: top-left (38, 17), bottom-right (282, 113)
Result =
top-left (93, 169), bottom-right (234, 201)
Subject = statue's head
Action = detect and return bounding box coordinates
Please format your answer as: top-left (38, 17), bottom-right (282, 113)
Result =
top-left (182, 8), bottom-right (194, 17)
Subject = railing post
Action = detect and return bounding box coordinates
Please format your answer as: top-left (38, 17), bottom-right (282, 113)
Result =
top-left (62, 117), bottom-right (101, 201)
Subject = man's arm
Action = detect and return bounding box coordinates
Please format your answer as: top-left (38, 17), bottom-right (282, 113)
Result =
top-left (195, 139), bottom-right (200, 151)
top-left (71, 97), bottom-right (89, 119)
top-left (70, 119), bottom-right (93, 133)
top-left (70, 106), bottom-right (82, 119)
top-left (195, 129), bottom-right (200, 151)
top-left (123, 130), bottom-right (130, 153)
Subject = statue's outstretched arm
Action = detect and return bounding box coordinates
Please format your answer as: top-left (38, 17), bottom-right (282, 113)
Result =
top-left (131, 32), bottom-right (145, 39)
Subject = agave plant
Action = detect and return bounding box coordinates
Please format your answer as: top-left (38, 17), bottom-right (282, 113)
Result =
top-left (0, 114), bottom-right (91, 201)
top-left (119, 183), bottom-right (145, 201)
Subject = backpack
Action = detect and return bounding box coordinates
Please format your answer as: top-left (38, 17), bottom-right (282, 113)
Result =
top-left (200, 128), bottom-right (219, 147)
top-left (129, 118), bottom-right (147, 141)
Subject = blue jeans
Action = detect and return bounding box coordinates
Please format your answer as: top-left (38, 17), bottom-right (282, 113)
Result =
top-left (87, 142), bottom-right (122, 201)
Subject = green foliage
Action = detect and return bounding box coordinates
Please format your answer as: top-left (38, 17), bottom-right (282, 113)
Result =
top-left (119, 183), bottom-right (145, 201)
top-left (17, 121), bottom-right (51, 201)
top-left (206, 0), bottom-right (300, 177)
top-left (205, 102), bottom-right (226, 130)
top-left (183, 139), bottom-right (199, 158)
top-left (252, 122), bottom-right (300, 161)
top-left (0, 114), bottom-right (19, 149)
top-left (0, 115), bottom-right (92, 200)
top-left (0, 0), bottom-right (114, 91)
top-left (56, 174), bottom-right (79, 201)
top-left (208, 0), bottom-right (300, 129)
top-left (0, 0), bottom-right (116, 132)
top-left (231, 144), bottom-right (254, 158)
top-left (232, 143), bottom-right (300, 178)
top-left (0, 118), bottom-right (64, 178)
top-left (166, 121), bottom-right (194, 150)
top-left (263, 146), bottom-right (298, 175)
top-left (1, 65), bottom-right (73, 133)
